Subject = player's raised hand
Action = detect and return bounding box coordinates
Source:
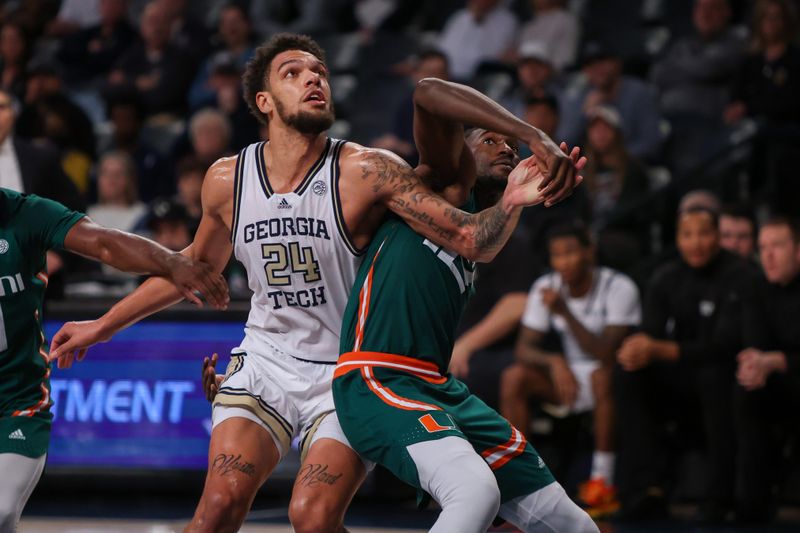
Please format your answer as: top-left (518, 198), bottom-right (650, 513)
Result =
top-left (164, 254), bottom-right (230, 310)
top-left (534, 141), bottom-right (587, 207)
top-left (48, 319), bottom-right (110, 369)
top-left (502, 156), bottom-right (547, 209)
top-left (202, 353), bottom-right (224, 402)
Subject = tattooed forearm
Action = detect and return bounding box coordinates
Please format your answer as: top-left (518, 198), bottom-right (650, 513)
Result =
top-left (473, 205), bottom-right (512, 251)
top-left (363, 149), bottom-right (519, 260)
top-left (390, 197), bottom-right (454, 242)
top-left (296, 463), bottom-right (343, 488)
top-left (444, 204), bottom-right (512, 252)
top-left (212, 453), bottom-right (256, 477)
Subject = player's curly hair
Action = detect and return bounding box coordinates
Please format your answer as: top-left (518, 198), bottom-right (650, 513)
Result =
top-left (242, 33), bottom-right (327, 126)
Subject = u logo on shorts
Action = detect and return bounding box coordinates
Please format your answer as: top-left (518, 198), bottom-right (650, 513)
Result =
top-left (418, 413), bottom-right (456, 433)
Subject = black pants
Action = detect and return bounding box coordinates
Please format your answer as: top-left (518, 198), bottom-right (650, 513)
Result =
top-left (734, 374), bottom-right (800, 515)
top-left (614, 362), bottom-right (736, 507)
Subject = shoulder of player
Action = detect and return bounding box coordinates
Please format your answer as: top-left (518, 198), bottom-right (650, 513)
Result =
top-left (201, 155), bottom-right (238, 205)
top-left (338, 143), bottom-right (417, 186)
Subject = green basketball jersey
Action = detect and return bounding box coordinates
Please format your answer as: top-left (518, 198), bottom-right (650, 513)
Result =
top-left (0, 189), bottom-right (84, 424)
top-left (339, 202), bottom-right (476, 373)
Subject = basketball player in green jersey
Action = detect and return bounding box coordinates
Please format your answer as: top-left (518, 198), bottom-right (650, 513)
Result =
top-left (0, 188), bottom-right (227, 532)
top-left (331, 79), bottom-right (598, 532)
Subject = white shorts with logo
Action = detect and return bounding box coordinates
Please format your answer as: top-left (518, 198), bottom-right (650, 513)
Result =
top-left (211, 341), bottom-right (359, 462)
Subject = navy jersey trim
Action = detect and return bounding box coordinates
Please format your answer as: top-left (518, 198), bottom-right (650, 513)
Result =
top-left (255, 141), bottom-right (273, 198)
top-left (331, 140), bottom-right (366, 256)
top-left (295, 137), bottom-right (332, 196)
top-left (256, 138), bottom-right (332, 197)
top-left (230, 147), bottom-right (247, 243)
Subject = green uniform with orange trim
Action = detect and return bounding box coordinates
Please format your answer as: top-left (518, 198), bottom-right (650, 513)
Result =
top-left (332, 208), bottom-right (555, 503)
top-left (0, 189), bottom-right (84, 457)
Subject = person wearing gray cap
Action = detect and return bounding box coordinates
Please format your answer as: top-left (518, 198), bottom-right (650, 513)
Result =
top-left (502, 41), bottom-right (562, 120)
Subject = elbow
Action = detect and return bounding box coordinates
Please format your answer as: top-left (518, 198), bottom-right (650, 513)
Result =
top-left (91, 228), bottom-right (116, 264)
top-left (413, 77), bottom-right (447, 107)
top-left (457, 228), bottom-right (497, 263)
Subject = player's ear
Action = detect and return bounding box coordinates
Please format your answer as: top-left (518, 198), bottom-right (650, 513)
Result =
top-left (256, 91), bottom-right (274, 116)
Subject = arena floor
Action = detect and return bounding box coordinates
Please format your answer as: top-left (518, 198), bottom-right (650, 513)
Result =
top-left (18, 509), bottom-right (800, 533)
top-left (19, 518), bottom-right (424, 533)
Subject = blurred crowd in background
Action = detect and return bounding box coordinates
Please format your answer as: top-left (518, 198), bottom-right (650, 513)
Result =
top-left (1, 0), bottom-right (799, 525)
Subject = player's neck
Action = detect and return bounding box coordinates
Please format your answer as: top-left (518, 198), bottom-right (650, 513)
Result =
top-left (473, 181), bottom-right (503, 210)
top-left (264, 127), bottom-right (328, 193)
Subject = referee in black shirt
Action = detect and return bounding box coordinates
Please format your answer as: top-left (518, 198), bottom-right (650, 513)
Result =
top-left (614, 206), bottom-right (760, 522)
top-left (735, 216), bottom-right (800, 523)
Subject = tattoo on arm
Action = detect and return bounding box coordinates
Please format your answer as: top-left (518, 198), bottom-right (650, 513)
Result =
top-left (363, 151), bottom-right (513, 255)
top-left (359, 151), bottom-right (419, 195)
top-left (296, 463), bottom-right (343, 488)
top-left (467, 205), bottom-right (511, 251)
top-left (212, 453), bottom-right (256, 477)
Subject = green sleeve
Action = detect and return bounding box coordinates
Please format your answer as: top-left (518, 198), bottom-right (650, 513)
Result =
top-left (17, 193), bottom-right (85, 250)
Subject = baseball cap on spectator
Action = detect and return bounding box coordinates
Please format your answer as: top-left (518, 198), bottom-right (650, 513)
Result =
top-left (587, 105), bottom-right (622, 130)
top-left (518, 41), bottom-right (553, 66)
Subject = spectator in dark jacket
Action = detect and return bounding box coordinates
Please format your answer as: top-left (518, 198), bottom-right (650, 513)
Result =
top-left (0, 88), bottom-right (83, 211)
top-left (615, 205), bottom-right (760, 523)
top-left (107, 1), bottom-right (196, 117)
top-left (734, 217), bottom-right (800, 523)
top-left (57, 0), bottom-right (137, 84)
top-left (725, 0), bottom-right (800, 125)
top-left (651, 0), bottom-right (745, 119)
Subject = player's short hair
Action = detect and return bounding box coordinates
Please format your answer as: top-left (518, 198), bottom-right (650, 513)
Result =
top-left (242, 33), bottom-right (326, 125)
top-left (761, 215), bottom-right (800, 243)
top-left (546, 221), bottom-right (592, 248)
top-left (464, 126), bottom-right (484, 139)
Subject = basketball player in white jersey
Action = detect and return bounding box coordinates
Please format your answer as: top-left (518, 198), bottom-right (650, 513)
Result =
top-left (48, 34), bottom-right (580, 532)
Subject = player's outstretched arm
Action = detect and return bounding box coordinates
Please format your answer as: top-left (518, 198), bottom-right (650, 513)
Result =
top-left (414, 77), bottom-right (578, 206)
top-left (64, 218), bottom-right (228, 308)
top-left (49, 158), bottom-right (237, 367)
top-left (351, 148), bottom-right (559, 263)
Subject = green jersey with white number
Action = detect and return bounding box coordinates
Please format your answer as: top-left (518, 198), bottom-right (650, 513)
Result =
top-left (0, 189), bottom-right (83, 456)
top-left (339, 201), bottom-right (476, 373)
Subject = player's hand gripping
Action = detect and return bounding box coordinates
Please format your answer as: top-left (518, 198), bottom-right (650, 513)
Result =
top-left (48, 319), bottom-right (110, 369)
top-left (164, 253), bottom-right (230, 310)
top-left (503, 144), bottom-right (585, 211)
top-left (533, 142), bottom-right (587, 207)
top-left (202, 353), bottom-right (224, 401)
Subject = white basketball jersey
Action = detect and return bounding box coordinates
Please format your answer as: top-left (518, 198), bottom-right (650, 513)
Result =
top-left (231, 139), bottom-right (363, 363)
